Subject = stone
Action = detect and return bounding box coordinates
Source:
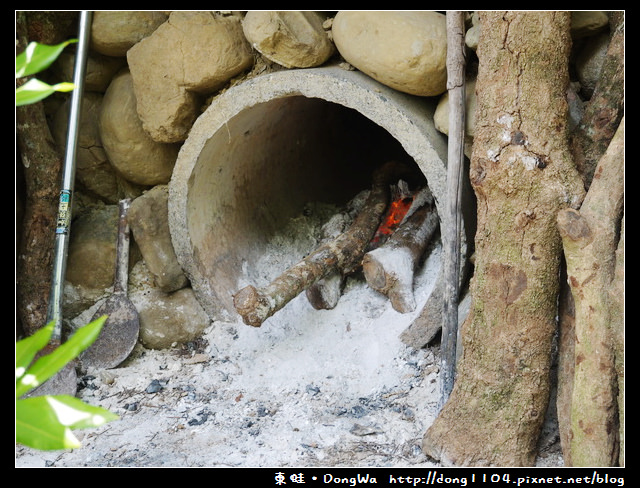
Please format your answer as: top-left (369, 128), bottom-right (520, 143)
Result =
top-left (433, 78), bottom-right (477, 158)
top-left (242, 11), bottom-right (334, 68)
top-left (131, 285), bottom-right (210, 349)
top-left (91, 11), bottom-right (168, 57)
top-left (332, 11), bottom-right (447, 96)
top-left (575, 32), bottom-right (610, 99)
top-left (465, 12), bottom-right (480, 51)
top-left (52, 92), bottom-right (119, 203)
top-left (54, 51), bottom-right (127, 93)
top-left (127, 11), bottom-right (254, 143)
top-left (128, 185), bottom-right (189, 293)
top-left (99, 69), bottom-right (179, 186)
top-left (571, 11), bottom-right (609, 39)
top-left (434, 78), bottom-right (477, 138)
top-left (66, 205), bottom-right (120, 291)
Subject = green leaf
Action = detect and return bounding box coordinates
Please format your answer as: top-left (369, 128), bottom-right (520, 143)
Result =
top-left (15, 317), bottom-right (106, 398)
top-left (15, 78), bottom-right (75, 106)
top-left (16, 40), bottom-right (77, 78)
top-left (16, 322), bottom-right (54, 382)
top-left (16, 396), bottom-right (81, 450)
top-left (16, 395), bottom-right (119, 450)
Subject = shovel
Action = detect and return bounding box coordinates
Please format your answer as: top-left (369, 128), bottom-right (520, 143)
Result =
top-left (80, 198), bottom-right (140, 369)
top-left (27, 12), bottom-right (93, 397)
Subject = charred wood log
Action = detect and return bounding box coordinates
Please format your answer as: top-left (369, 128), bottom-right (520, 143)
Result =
top-left (363, 187), bottom-right (439, 313)
top-left (233, 161), bottom-right (405, 327)
top-left (367, 179), bottom-right (414, 251)
top-left (307, 180), bottom-right (412, 310)
top-left (305, 196), bottom-right (366, 310)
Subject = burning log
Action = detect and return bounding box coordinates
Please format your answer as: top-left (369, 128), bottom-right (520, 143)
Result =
top-left (367, 180), bottom-right (414, 251)
top-left (363, 186), bottom-right (439, 313)
top-left (233, 161), bottom-right (405, 327)
top-left (307, 180), bottom-right (414, 310)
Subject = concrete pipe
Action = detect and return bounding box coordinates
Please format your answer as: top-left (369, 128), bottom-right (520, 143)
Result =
top-left (169, 65), bottom-right (472, 322)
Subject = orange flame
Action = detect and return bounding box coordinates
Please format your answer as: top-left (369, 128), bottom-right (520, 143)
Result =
top-left (369, 195), bottom-right (414, 248)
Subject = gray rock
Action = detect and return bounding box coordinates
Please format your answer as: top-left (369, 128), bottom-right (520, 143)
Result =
top-left (54, 51), bottom-right (127, 93)
top-left (132, 286), bottom-right (210, 349)
top-left (52, 93), bottom-right (120, 203)
top-left (128, 185), bottom-right (189, 293)
top-left (575, 32), bottom-right (610, 99)
top-left (570, 11), bottom-right (609, 39)
top-left (66, 205), bottom-right (120, 291)
top-left (434, 78), bottom-right (477, 138)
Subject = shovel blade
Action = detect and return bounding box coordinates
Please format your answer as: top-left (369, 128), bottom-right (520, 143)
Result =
top-left (24, 362), bottom-right (78, 397)
top-left (80, 295), bottom-right (139, 370)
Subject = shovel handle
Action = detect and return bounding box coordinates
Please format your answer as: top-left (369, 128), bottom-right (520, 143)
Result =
top-left (113, 198), bottom-right (132, 295)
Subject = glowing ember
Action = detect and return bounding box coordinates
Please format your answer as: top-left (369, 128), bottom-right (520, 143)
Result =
top-left (369, 195), bottom-right (414, 249)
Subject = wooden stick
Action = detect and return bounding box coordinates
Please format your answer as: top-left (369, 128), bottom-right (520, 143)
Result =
top-left (363, 187), bottom-right (438, 313)
top-left (439, 11), bottom-right (467, 410)
top-left (305, 271), bottom-right (344, 310)
top-left (305, 210), bottom-right (353, 310)
top-left (233, 161), bottom-right (403, 326)
top-left (305, 190), bottom-right (370, 309)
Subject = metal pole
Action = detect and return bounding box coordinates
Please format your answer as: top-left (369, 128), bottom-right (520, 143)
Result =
top-left (47, 11), bottom-right (93, 342)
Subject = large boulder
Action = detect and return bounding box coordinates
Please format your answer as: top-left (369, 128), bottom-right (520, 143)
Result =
top-left (52, 93), bottom-right (120, 203)
top-left (570, 11), bottom-right (610, 39)
top-left (332, 11), bottom-right (447, 96)
top-left (91, 11), bottom-right (168, 57)
top-left (242, 11), bottom-right (334, 68)
top-left (65, 205), bottom-right (119, 292)
top-left (99, 69), bottom-right (179, 186)
top-left (131, 283), bottom-right (210, 350)
top-left (54, 51), bottom-right (127, 93)
top-left (127, 11), bottom-right (254, 143)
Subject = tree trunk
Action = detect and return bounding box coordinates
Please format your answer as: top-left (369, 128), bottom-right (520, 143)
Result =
top-left (558, 14), bottom-right (625, 467)
top-left (557, 118), bottom-right (624, 466)
top-left (15, 12), bottom-right (76, 337)
top-left (422, 11), bottom-right (585, 466)
top-left (569, 18), bottom-right (624, 189)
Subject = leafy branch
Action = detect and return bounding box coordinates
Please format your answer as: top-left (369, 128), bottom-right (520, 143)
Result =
top-left (16, 319), bottom-right (119, 450)
top-left (16, 39), bottom-right (77, 106)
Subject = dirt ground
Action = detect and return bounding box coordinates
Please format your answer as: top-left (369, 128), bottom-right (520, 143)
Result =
top-left (15, 272), bottom-right (563, 468)
top-left (16, 206), bottom-right (563, 468)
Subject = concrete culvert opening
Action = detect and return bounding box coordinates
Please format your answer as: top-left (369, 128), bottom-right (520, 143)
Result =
top-left (169, 65), bottom-right (469, 330)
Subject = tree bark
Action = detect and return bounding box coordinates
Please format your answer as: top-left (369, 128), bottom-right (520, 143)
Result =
top-left (610, 215), bottom-right (624, 467)
top-left (569, 18), bottom-right (624, 189)
top-left (422, 12), bottom-right (585, 466)
top-left (557, 118), bottom-right (624, 466)
top-left (15, 12), bottom-right (75, 337)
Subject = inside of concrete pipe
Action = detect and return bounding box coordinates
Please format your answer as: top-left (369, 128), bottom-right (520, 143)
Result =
top-left (171, 67), bottom-right (458, 324)
top-left (186, 95), bottom-right (429, 316)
